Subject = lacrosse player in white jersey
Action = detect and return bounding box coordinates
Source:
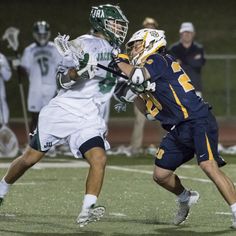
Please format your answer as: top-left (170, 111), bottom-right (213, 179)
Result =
top-left (0, 52), bottom-right (12, 125)
top-left (19, 21), bottom-right (62, 133)
top-left (0, 4), bottom-right (129, 227)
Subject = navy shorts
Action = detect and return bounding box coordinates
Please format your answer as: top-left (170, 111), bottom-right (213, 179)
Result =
top-left (155, 111), bottom-right (226, 171)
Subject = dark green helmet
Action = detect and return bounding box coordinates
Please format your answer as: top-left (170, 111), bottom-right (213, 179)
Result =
top-left (89, 4), bottom-right (129, 46)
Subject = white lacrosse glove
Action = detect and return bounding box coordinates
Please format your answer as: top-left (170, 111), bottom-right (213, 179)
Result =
top-left (114, 102), bottom-right (127, 113)
top-left (130, 80), bottom-right (156, 94)
top-left (111, 47), bottom-right (121, 58)
top-left (144, 81), bottom-right (156, 92)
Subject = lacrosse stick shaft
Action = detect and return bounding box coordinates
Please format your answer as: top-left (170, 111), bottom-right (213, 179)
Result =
top-left (11, 52), bottom-right (30, 143)
top-left (96, 63), bottom-right (129, 80)
top-left (17, 69), bottom-right (30, 142)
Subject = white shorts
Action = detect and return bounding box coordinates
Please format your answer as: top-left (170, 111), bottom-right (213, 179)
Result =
top-left (34, 102), bottom-right (110, 158)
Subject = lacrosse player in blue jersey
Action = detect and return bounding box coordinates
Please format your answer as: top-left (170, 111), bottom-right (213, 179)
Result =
top-left (0, 4), bottom-right (129, 227)
top-left (111, 28), bottom-right (236, 229)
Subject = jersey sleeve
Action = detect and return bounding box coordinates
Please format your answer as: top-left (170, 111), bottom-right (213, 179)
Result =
top-left (144, 54), bottom-right (168, 81)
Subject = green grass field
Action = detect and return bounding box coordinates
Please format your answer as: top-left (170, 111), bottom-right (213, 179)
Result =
top-left (0, 154), bottom-right (236, 235)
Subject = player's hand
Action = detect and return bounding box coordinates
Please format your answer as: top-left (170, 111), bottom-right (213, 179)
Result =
top-left (111, 47), bottom-right (129, 64)
top-left (68, 68), bottom-right (79, 81)
top-left (109, 53), bottom-right (130, 73)
top-left (12, 58), bottom-right (20, 70)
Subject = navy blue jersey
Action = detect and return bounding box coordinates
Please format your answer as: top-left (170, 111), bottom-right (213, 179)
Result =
top-left (142, 53), bottom-right (209, 126)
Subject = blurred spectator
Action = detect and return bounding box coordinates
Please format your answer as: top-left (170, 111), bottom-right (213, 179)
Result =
top-left (142, 17), bottom-right (158, 29)
top-left (168, 22), bottom-right (206, 97)
top-left (129, 17), bottom-right (159, 155)
top-left (0, 52), bottom-right (12, 125)
top-left (19, 21), bottom-right (62, 133)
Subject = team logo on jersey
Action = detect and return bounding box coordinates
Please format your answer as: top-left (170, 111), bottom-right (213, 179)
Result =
top-left (156, 148), bottom-right (164, 159)
top-left (91, 9), bottom-right (105, 18)
top-left (44, 142), bottom-right (52, 148)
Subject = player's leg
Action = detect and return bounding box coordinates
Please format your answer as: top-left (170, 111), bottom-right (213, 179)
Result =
top-left (76, 136), bottom-right (107, 227)
top-left (0, 146), bottom-right (45, 203)
top-left (194, 111), bottom-right (236, 228)
top-left (153, 165), bottom-right (199, 225)
top-left (200, 160), bottom-right (236, 228)
top-left (154, 131), bottom-right (199, 225)
top-left (0, 102), bottom-right (62, 205)
top-left (84, 147), bottom-right (107, 196)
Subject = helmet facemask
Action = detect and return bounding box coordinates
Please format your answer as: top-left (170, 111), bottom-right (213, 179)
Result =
top-left (89, 4), bottom-right (129, 46)
top-left (104, 19), bottom-right (128, 45)
top-left (33, 21), bottom-right (51, 46)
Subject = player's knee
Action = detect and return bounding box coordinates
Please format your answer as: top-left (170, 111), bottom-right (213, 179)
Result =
top-left (21, 147), bottom-right (44, 167)
top-left (86, 149), bottom-right (107, 169)
top-left (199, 160), bottom-right (219, 178)
top-left (199, 160), bottom-right (214, 172)
top-left (153, 171), bottom-right (171, 185)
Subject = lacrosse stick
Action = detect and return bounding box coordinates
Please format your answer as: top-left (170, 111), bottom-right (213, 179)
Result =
top-left (2, 27), bottom-right (30, 142)
top-left (54, 34), bottom-right (129, 80)
top-left (0, 97), bottom-right (19, 158)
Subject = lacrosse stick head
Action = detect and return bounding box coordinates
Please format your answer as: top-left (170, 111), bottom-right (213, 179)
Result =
top-left (54, 34), bottom-right (85, 69)
top-left (0, 126), bottom-right (19, 158)
top-left (2, 27), bottom-right (20, 51)
top-left (33, 21), bottom-right (51, 46)
top-left (89, 4), bottom-right (129, 46)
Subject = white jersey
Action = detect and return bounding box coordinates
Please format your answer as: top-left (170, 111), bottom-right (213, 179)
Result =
top-left (54, 34), bottom-right (116, 119)
top-left (0, 53), bottom-right (12, 124)
top-left (36, 34), bottom-right (115, 157)
top-left (20, 41), bottom-right (62, 112)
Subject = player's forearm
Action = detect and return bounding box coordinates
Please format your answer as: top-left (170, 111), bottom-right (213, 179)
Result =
top-left (116, 62), bottom-right (134, 78)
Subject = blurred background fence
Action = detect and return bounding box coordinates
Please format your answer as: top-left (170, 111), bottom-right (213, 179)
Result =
top-left (203, 55), bottom-right (236, 118)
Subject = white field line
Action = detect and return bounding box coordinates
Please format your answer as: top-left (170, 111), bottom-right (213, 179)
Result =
top-left (215, 212), bottom-right (232, 215)
top-left (109, 212), bottom-right (127, 217)
top-left (0, 161), bottom-right (89, 169)
top-left (0, 161), bottom-right (235, 185)
top-left (107, 166), bottom-right (236, 185)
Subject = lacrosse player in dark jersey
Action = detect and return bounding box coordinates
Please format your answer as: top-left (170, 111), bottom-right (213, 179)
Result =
top-left (111, 28), bottom-right (236, 229)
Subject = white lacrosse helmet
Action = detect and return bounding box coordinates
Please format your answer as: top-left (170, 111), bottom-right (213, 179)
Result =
top-left (126, 29), bottom-right (167, 65)
top-left (33, 21), bottom-right (51, 46)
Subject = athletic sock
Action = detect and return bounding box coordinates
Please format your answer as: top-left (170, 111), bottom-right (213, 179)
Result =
top-left (0, 179), bottom-right (10, 198)
top-left (82, 194), bottom-right (97, 210)
top-left (177, 189), bottom-right (190, 203)
top-left (230, 202), bottom-right (236, 221)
